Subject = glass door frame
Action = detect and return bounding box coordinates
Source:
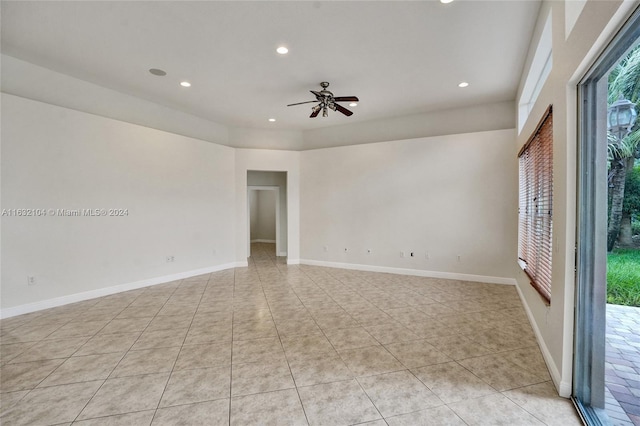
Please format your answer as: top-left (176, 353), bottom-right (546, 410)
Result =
top-left (574, 6), bottom-right (640, 424)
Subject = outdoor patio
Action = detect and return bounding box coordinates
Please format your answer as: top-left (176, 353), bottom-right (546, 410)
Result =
top-left (606, 303), bottom-right (640, 426)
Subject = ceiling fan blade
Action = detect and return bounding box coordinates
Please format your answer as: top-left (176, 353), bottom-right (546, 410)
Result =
top-left (310, 108), bottom-right (321, 118)
top-left (333, 96), bottom-right (359, 102)
top-left (287, 100), bottom-right (319, 107)
top-left (310, 90), bottom-right (323, 98)
top-left (334, 103), bottom-right (353, 116)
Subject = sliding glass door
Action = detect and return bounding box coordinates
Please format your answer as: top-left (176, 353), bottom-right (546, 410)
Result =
top-left (574, 7), bottom-right (640, 425)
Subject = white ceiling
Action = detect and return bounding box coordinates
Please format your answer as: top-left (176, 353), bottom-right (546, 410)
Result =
top-left (1, 0), bottom-right (540, 137)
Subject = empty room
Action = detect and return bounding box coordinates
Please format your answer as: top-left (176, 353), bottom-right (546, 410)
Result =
top-left (1, 1), bottom-right (639, 425)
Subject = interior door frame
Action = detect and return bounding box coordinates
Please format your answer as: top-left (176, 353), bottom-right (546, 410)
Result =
top-left (574, 6), bottom-right (640, 424)
top-left (247, 185), bottom-right (280, 258)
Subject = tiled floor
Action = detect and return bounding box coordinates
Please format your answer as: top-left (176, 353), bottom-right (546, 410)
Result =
top-left (0, 243), bottom-right (582, 425)
top-left (606, 304), bottom-right (640, 426)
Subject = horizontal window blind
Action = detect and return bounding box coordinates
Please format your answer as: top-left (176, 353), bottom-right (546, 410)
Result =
top-left (518, 106), bottom-right (553, 303)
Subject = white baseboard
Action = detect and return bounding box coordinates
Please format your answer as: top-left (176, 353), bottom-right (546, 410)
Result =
top-left (0, 262), bottom-right (244, 319)
top-left (1, 259), bottom-right (517, 318)
top-left (298, 259), bottom-right (517, 285)
top-left (558, 378), bottom-right (572, 398)
top-left (514, 283), bottom-right (571, 397)
top-left (250, 239), bottom-right (276, 243)
top-left (278, 252), bottom-right (288, 257)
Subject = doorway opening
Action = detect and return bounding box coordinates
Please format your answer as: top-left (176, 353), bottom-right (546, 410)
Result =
top-left (246, 171), bottom-right (288, 260)
top-left (575, 6), bottom-right (640, 425)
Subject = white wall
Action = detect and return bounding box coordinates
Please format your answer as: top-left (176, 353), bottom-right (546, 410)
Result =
top-left (249, 190), bottom-right (259, 240)
top-left (256, 191), bottom-right (276, 241)
top-left (300, 129), bottom-right (518, 282)
top-left (513, 0), bottom-right (638, 397)
top-left (1, 94), bottom-right (237, 314)
top-left (235, 150), bottom-right (300, 263)
top-left (249, 189), bottom-right (277, 242)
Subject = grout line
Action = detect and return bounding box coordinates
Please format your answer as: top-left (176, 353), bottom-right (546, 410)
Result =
top-left (151, 275), bottom-right (208, 421)
top-left (228, 266), bottom-right (237, 426)
top-left (68, 288), bottom-right (175, 423)
top-left (251, 243), bottom-right (311, 426)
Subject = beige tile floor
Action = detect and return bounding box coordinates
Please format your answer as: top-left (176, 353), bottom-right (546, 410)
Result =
top-left (0, 243), bottom-right (582, 425)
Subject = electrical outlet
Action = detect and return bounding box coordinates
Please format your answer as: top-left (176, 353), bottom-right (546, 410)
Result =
top-left (27, 276), bottom-right (37, 286)
top-left (166, 255), bottom-right (175, 263)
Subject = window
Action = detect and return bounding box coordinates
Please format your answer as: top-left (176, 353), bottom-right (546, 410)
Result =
top-left (518, 105), bottom-right (553, 303)
top-left (518, 8), bottom-right (552, 133)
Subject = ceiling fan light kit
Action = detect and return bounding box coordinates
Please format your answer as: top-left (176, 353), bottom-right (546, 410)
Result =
top-left (287, 82), bottom-right (359, 118)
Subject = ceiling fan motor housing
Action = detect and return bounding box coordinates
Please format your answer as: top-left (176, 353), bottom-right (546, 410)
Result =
top-left (318, 82), bottom-right (333, 98)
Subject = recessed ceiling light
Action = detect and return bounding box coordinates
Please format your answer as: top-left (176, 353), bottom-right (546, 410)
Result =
top-left (440, 0), bottom-right (454, 3)
top-left (276, 46), bottom-right (289, 55)
top-left (268, 118), bottom-right (276, 122)
top-left (180, 81), bottom-right (191, 88)
top-left (149, 68), bottom-right (167, 76)
top-left (349, 102), bottom-right (358, 107)
top-left (458, 81), bottom-right (469, 88)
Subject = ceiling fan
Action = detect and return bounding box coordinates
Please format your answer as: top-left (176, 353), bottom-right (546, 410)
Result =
top-left (287, 82), bottom-right (359, 118)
